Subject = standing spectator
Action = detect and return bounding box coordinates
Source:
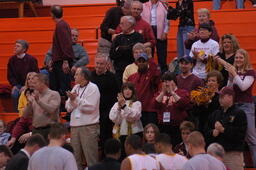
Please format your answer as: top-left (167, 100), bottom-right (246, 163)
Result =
top-left (49, 5), bottom-right (75, 100)
top-left (110, 16), bottom-right (144, 84)
top-left (216, 34), bottom-right (240, 86)
top-left (205, 86), bottom-right (247, 170)
top-left (218, 49), bottom-right (256, 167)
top-left (128, 53), bottom-right (161, 126)
top-left (173, 121), bottom-right (195, 158)
top-left (141, 0), bottom-right (169, 73)
top-left (0, 120), bottom-right (10, 145)
top-left (45, 28), bottom-right (89, 75)
top-left (65, 67), bottom-right (100, 169)
top-left (155, 72), bottom-right (190, 146)
top-left (7, 40), bottom-right (39, 111)
top-left (182, 131), bottom-right (226, 170)
top-left (115, 1), bottom-right (156, 48)
top-left (88, 139), bottom-right (121, 170)
top-left (176, 56), bottom-right (203, 92)
top-left (91, 54), bottom-right (120, 150)
top-left (6, 134), bottom-right (46, 170)
top-left (28, 123), bottom-right (78, 170)
top-left (0, 145), bottom-right (12, 170)
top-left (167, 0), bottom-right (195, 57)
top-left (23, 73), bottom-right (61, 141)
top-left (109, 82), bottom-right (144, 159)
top-left (185, 8), bottom-right (219, 50)
top-left (189, 23), bottom-right (219, 79)
top-left (121, 135), bottom-right (160, 170)
top-left (154, 133), bottom-right (188, 170)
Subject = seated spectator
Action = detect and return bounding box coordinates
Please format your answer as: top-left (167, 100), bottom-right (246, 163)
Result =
top-left (205, 86), bottom-right (247, 170)
top-left (6, 134), bottom-right (46, 170)
top-left (155, 72), bottom-right (190, 146)
top-left (0, 120), bottom-right (10, 145)
top-left (65, 67), bottom-right (100, 168)
top-left (88, 139), bottom-right (121, 170)
top-left (182, 131), bottom-right (226, 170)
top-left (123, 43), bottom-right (146, 83)
top-left (128, 53), bottom-right (160, 126)
top-left (28, 123), bottom-right (77, 170)
top-left (7, 40), bottom-right (39, 111)
top-left (109, 82), bottom-right (143, 159)
top-left (121, 135), bottom-right (160, 170)
top-left (176, 56), bottom-right (203, 92)
top-left (0, 145), bottom-right (12, 170)
top-left (23, 73), bottom-right (61, 141)
top-left (143, 123), bottom-right (160, 144)
top-left (173, 121), bottom-right (195, 158)
top-left (115, 1), bottom-right (156, 49)
top-left (185, 8), bottom-right (219, 50)
top-left (44, 28), bottom-right (89, 75)
top-left (191, 70), bottom-right (223, 131)
top-left (216, 34), bottom-right (240, 87)
top-left (155, 133), bottom-right (187, 169)
top-left (141, 0), bottom-right (169, 73)
top-left (110, 15), bottom-right (144, 84)
top-left (189, 23), bottom-right (219, 79)
top-left (18, 72), bottom-right (37, 117)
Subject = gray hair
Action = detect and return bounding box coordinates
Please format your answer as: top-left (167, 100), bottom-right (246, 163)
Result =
top-left (79, 66), bottom-right (91, 81)
top-left (132, 43), bottom-right (145, 52)
top-left (16, 39), bottom-right (29, 52)
top-left (95, 53), bottom-right (110, 63)
top-left (207, 143), bottom-right (225, 159)
top-left (131, 0), bottom-right (143, 9)
top-left (123, 0), bottom-right (132, 9)
top-left (71, 28), bottom-right (79, 33)
top-left (122, 15), bottom-right (136, 26)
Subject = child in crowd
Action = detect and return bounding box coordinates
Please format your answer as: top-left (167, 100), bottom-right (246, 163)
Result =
top-left (173, 121), bottom-right (195, 158)
top-left (142, 123), bottom-right (160, 154)
top-left (0, 120), bottom-right (10, 145)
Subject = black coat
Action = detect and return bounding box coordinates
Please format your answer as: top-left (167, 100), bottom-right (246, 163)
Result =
top-left (6, 150), bottom-right (29, 170)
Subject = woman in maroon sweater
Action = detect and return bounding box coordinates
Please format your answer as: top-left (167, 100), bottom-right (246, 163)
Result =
top-left (155, 72), bottom-right (190, 146)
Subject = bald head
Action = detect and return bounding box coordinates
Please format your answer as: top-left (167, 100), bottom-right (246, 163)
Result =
top-left (131, 1), bottom-right (143, 18)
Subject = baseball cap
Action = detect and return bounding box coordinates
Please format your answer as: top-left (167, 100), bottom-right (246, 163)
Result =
top-left (179, 56), bottom-right (194, 63)
top-left (136, 52), bottom-right (148, 61)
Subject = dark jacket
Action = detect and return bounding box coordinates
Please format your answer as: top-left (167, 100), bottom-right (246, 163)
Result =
top-left (88, 157), bottom-right (120, 170)
top-left (205, 105), bottom-right (247, 152)
top-left (6, 150), bottom-right (29, 170)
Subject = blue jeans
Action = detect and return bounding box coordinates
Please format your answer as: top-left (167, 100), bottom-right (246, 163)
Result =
top-left (11, 85), bottom-right (22, 112)
top-left (177, 26), bottom-right (194, 58)
top-left (213, 0), bottom-right (244, 9)
top-left (238, 103), bottom-right (256, 167)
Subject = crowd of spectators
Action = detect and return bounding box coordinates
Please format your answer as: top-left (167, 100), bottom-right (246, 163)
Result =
top-left (1, 0), bottom-right (256, 170)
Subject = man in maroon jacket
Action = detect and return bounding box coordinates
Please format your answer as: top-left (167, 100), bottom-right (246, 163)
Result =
top-left (49, 5), bottom-right (75, 103)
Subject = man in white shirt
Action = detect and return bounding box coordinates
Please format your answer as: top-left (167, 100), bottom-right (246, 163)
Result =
top-left (189, 23), bottom-right (219, 79)
top-left (121, 135), bottom-right (160, 170)
top-left (6, 134), bottom-right (46, 170)
top-left (65, 67), bottom-right (100, 170)
top-left (155, 133), bottom-right (187, 170)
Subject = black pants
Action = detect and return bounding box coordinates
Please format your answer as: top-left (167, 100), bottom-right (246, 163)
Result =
top-left (158, 124), bottom-right (182, 147)
top-left (141, 111), bottom-right (158, 127)
top-left (99, 112), bottom-right (114, 149)
top-left (151, 26), bottom-right (168, 74)
top-left (32, 126), bottom-right (51, 143)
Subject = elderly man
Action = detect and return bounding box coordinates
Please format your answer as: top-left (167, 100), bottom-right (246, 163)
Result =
top-left (7, 40), bottom-right (39, 111)
top-left (23, 73), bottom-right (61, 141)
top-left (65, 67), bottom-right (100, 169)
top-left (116, 1), bottom-right (156, 48)
top-left (110, 15), bottom-right (144, 84)
top-left (91, 54), bottom-right (120, 151)
top-left (49, 5), bottom-right (75, 99)
top-left (45, 28), bottom-right (89, 74)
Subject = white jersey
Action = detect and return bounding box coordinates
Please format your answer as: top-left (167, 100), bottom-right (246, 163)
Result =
top-left (128, 154), bottom-right (160, 170)
top-left (156, 153), bottom-right (188, 170)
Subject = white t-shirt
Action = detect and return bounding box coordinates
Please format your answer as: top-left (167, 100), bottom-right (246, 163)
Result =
top-left (156, 153), bottom-right (187, 170)
top-left (189, 39), bottom-right (219, 79)
top-left (128, 154), bottom-right (160, 170)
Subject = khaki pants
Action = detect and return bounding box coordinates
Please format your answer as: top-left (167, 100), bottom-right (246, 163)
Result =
top-left (223, 151), bottom-right (244, 170)
top-left (71, 124), bottom-right (99, 170)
